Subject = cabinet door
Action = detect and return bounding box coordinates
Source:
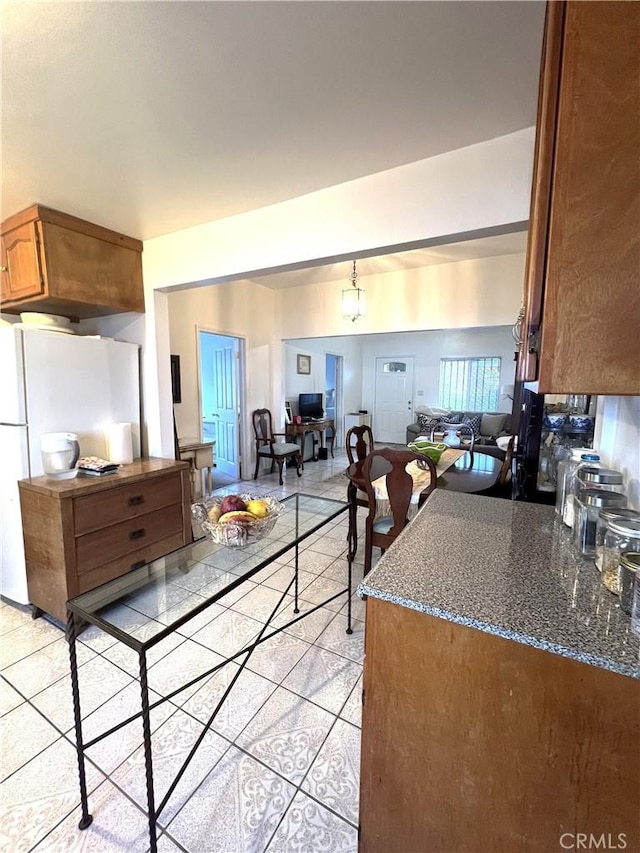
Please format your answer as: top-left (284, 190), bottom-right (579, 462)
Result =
top-left (538, 1), bottom-right (640, 394)
top-left (1, 221), bottom-right (46, 303)
top-left (517, 1), bottom-right (565, 383)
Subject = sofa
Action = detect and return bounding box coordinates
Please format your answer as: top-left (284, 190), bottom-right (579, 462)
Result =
top-left (406, 407), bottom-right (512, 459)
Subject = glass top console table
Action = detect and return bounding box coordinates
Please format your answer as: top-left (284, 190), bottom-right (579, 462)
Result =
top-left (66, 493), bottom-right (352, 852)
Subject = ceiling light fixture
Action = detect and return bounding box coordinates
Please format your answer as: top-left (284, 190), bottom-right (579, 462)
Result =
top-left (342, 260), bottom-right (366, 322)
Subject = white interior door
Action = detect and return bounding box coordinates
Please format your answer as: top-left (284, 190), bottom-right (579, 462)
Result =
top-left (199, 332), bottom-right (240, 479)
top-left (374, 357), bottom-right (415, 444)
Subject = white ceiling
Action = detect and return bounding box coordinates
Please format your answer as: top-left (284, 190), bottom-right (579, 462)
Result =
top-left (250, 230), bottom-right (528, 289)
top-left (1, 1), bottom-right (545, 242)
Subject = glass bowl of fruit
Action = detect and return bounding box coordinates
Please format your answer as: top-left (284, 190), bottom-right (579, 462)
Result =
top-left (191, 493), bottom-right (283, 548)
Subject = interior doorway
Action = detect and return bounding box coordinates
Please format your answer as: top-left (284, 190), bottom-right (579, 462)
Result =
top-left (325, 353), bottom-right (343, 446)
top-left (198, 330), bottom-right (243, 479)
top-left (374, 356), bottom-right (415, 444)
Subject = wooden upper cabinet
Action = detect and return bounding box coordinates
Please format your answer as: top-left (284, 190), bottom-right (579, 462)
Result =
top-left (0, 205), bottom-right (144, 320)
top-left (519, 1), bottom-right (640, 395)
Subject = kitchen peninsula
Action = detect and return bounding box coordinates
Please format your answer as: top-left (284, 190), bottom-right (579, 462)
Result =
top-left (357, 491), bottom-right (639, 853)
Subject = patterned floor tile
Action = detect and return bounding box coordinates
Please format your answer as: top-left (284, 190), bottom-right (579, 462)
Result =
top-left (315, 614), bottom-right (365, 664)
top-left (302, 718), bottom-right (361, 825)
top-left (300, 575), bottom-right (350, 613)
top-left (2, 635), bottom-right (95, 699)
top-left (30, 777), bottom-right (153, 853)
top-left (77, 682), bottom-right (175, 776)
top-left (167, 745), bottom-right (295, 853)
top-left (111, 708), bottom-right (230, 825)
top-left (0, 676), bottom-right (24, 717)
top-left (266, 790), bottom-right (357, 853)
top-left (0, 617), bottom-right (62, 670)
top-left (261, 565), bottom-right (317, 595)
top-left (100, 632), bottom-right (184, 679)
top-left (270, 602), bottom-right (338, 645)
top-left (237, 686), bottom-right (334, 785)
top-left (146, 638), bottom-right (227, 702)
top-left (0, 702), bottom-right (61, 781)
top-left (0, 603), bottom-right (32, 636)
top-left (230, 583), bottom-right (294, 623)
top-left (191, 608), bottom-right (262, 659)
top-left (179, 662), bottom-right (277, 741)
top-left (285, 550), bottom-right (336, 576)
top-left (339, 676), bottom-right (363, 728)
top-left (282, 645), bottom-right (362, 714)
top-left (30, 655), bottom-right (134, 735)
top-left (245, 630), bottom-right (312, 684)
top-left (0, 736), bottom-right (105, 853)
top-left (174, 600), bottom-right (226, 637)
top-left (307, 536), bottom-right (349, 559)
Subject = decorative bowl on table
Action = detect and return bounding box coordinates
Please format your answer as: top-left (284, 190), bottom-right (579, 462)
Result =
top-left (191, 494), bottom-right (283, 548)
top-left (408, 440), bottom-right (448, 465)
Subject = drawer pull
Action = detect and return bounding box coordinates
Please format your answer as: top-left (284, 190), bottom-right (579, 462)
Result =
top-left (130, 560), bottom-right (146, 571)
top-left (129, 528), bottom-right (146, 541)
top-left (128, 495), bottom-right (145, 507)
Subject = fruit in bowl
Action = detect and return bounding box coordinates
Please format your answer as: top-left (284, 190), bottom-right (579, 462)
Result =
top-left (191, 494), bottom-right (283, 548)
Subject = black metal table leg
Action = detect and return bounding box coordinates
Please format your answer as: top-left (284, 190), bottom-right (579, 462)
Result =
top-left (66, 610), bottom-right (93, 831)
top-left (139, 651), bottom-right (157, 853)
top-left (294, 542), bottom-right (300, 614)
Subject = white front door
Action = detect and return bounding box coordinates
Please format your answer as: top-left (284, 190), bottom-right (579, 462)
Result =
top-left (374, 356), bottom-right (415, 444)
top-left (199, 332), bottom-right (241, 478)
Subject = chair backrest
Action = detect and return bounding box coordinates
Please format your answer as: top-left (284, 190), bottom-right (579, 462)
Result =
top-left (252, 409), bottom-right (275, 447)
top-left (497, 435), bottom-right (515, 486)
top-left (345, 424), bottom-right (374, 464)
top-left (362, 448), bottom-right (437, 537)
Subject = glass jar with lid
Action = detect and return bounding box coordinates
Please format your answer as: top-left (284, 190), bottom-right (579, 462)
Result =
top-left (602, 517), bottom-right (640, 595)
top-left (573, 488), bottom-right (627, 557)
top-left (557, 452), bottom-right (599, 527)
top-left (595, 507), bottom-right (640, 571)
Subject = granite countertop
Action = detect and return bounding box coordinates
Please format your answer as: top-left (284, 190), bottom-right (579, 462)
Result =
top-left (358, 490), bottom-right (640, 679)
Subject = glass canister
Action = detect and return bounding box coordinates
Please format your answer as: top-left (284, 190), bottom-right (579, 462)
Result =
top-left (573, 488), bottom-right (627, 557)
top-left (557, 452), bottom-right (599, 527)
top-left (619, 552), bottom-right (640, 616)
top-left (595, 508), bottom-right (640, 571)
top-left (602, 518), bottom-right (640, 595)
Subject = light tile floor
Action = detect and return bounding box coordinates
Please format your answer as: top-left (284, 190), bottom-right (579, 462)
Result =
top-left (0, 450), bottom-right (379, 853)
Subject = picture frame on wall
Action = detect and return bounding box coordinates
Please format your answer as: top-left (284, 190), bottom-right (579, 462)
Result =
top-left (297, 354), bottom-right (311, 375)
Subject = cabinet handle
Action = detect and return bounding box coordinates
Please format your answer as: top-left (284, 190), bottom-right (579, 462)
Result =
top-left (130, 559), bottom-right (146, 570)
top-left (128, 495), bottom-right (144, 506)
top-left (0, 266), bottom-right (7, 273)
top-left (129, 528), bottom-right (146, 541)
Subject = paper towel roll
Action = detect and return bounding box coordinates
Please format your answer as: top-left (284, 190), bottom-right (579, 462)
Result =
top-left (106, 422), bottom-right (133, 464)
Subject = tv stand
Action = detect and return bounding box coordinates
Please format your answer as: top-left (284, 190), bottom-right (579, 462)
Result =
top-left (285, 418), bottom-right (335, 468)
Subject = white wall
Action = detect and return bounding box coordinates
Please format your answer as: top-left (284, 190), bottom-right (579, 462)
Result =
top-left (141, 128), bottom-right (535, 456)
top-left (594, 396), bottom-right (640, 510)
top-left (277, 253), bottom-right (526, 340)
top-left (167, 280), bottom-right (278, 476)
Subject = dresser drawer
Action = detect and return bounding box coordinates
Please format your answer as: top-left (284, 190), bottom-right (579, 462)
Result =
top-left (75, 503), bottom-right (183, 574)
top-left (74, 473), bottom-right (183, 535)
top-left (75, 531), bottom-right (187, 595)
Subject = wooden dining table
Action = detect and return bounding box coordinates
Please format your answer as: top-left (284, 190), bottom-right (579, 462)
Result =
top-left (344, 449), bottom-right (503, 561)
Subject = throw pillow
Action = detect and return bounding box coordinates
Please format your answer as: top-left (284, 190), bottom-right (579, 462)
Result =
top-left (462, 414), bottom-right (482, 437)
top-left (416, 413), bottom-right (439, 433)
top-left (442, 412), bottom-right (464, 424)
top-left (414, 405), bottom-right (452, 418)
top-left (481, 413), bottom-right (508, 437)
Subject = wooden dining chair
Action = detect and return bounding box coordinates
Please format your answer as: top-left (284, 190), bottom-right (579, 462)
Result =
top-left (345, 424), bottom-right (374, 509)
top-left (479, 435), bottom-right (515, 498)
top-left (252, 408), bottom-right (302, 486)
top-left (361, 447), bottom-right (437, 576)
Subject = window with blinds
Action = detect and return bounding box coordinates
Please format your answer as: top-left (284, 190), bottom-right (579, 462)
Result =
top-left (439, 357), bottom-right (501, 411)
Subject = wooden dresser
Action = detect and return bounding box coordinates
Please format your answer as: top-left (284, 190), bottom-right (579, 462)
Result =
top-left (18, 458), bottom-right (191, 624)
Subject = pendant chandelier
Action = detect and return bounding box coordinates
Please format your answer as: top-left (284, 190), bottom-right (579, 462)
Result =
top-left (342, 260), bottom-right (366, 322)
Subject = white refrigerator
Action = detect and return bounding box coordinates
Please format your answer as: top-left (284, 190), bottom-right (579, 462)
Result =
top-left (0, 326), bottom-right (141, 606)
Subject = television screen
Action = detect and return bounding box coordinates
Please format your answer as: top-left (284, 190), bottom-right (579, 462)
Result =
top-left (299, 393), bottom-right (323, 419)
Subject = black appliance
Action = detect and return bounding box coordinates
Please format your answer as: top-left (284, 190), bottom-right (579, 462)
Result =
top-left (298, 392), bottom-right (324, 421)
top-left (512, 384), bottom-right (595, 503)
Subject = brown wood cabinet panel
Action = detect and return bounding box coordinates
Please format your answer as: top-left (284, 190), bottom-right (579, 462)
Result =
top-left (518, 1), bottom-right (640, 394)
top-left (74, 474), bottom-right (183, 535)
top-left (1, 220), bottom-right (45, 302)
top-left (74, 531), bottom-right (187, 597)
top-left (359, 596), bottom-right (639, 853)
top-left (75, 503), bottom-right (183, 573)
top-left (1, 204), bottom-right (144, 319)
top-left (18, 459), bottom-right (191, 625)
